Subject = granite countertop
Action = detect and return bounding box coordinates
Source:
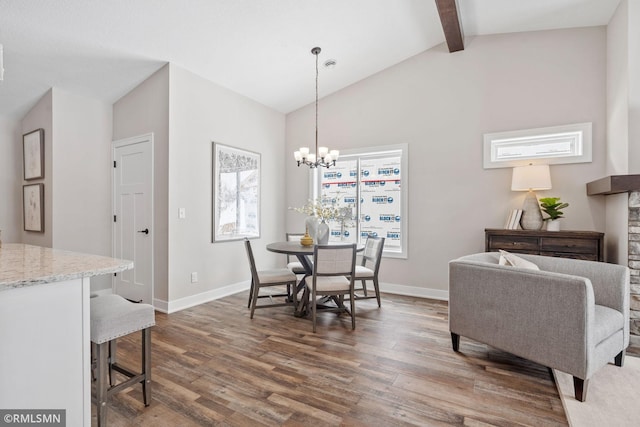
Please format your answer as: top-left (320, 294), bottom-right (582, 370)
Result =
top-left (0, 243), bottom-right (133, 290)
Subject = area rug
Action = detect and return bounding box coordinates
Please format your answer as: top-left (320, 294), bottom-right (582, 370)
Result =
top-left (553, 355), bottom-right (640, 426)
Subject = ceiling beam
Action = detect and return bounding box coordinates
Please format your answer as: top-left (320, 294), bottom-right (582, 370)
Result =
top-left (435, 0), bottom-right (464, 52)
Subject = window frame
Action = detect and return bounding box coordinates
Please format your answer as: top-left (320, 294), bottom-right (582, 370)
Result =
top-left (312, 143), bottom-right (408, 259)
top-left (483, 122), bottom-right (592, 169)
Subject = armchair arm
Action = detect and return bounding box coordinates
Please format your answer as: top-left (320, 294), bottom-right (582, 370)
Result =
top-left (449, 259), bottom-right (594, 378)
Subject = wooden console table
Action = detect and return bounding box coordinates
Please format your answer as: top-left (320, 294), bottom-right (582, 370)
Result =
top-left (485, 228), bottom-right (604, 262)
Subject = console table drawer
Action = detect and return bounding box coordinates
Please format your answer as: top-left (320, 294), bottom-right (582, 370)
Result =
top-left (540, 251), bottom-right (599, 261)
top-left (540, 237), bottom-right (598, 254)
top-left (488, 235), bottom-right (539, 252)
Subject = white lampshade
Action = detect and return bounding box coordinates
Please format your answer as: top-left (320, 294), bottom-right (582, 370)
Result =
top-left (511, 164), bottom-right (552, 191)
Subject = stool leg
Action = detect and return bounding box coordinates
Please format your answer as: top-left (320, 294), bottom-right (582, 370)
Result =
top-left (107, 340), bottom-right (113, 386)
top-left (142, 328), bottom-right (152, 406)
top-left (109, 339), bottom-right (118, 386)
top-left (96, 342), bottom-right (109, 427)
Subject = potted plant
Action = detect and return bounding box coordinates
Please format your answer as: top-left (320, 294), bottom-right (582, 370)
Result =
top-left (539, 197), bottom-right (569, 231)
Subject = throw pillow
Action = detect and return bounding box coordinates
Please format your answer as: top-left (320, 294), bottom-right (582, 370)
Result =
top-left (498, 249), bottom-right (540, 270)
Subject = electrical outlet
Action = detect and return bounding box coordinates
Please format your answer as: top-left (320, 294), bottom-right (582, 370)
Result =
top-left (190, 272), bottom-right (198, 283)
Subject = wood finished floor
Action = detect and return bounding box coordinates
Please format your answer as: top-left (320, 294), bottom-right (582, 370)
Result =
top-left (93, 291), bottom-right (568, 426)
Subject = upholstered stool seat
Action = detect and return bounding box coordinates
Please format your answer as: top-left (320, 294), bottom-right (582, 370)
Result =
top-left (91, 294), bottom-right (155, 426)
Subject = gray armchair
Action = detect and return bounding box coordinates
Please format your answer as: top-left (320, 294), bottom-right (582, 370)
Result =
top-left (449, 252), bottom-right (629, 401)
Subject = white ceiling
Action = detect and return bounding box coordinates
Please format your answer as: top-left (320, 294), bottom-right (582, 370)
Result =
top-left (0, 0), bottom-right (621, 119)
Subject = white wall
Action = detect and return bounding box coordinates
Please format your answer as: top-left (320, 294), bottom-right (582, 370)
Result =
top-left (286, 27), bottom-right (608, 296)
top-left (628, 0), bottom-right (640, 175)
top-left (51, 88), bottom-right (113, 290)
top-left (113, 64), bottom-right (286, 311)
top-left (21, 90), bottom-right (53, 247)
top-left (168, 65), bottom-right (286, 305)
top-left (0, 116), bottom-right (21, 243)
top-left (605, 0), bottom-right (640, 265)
top-left (606, 0), bottom-right (630, 265)
top-left (17, 89), bottom-right (114, 290)
top-left (113, 65), bottom-right (170, 302)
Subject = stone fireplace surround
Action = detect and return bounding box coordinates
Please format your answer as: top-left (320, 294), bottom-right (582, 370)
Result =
top-left (628, 191), bottom-right (640, 347)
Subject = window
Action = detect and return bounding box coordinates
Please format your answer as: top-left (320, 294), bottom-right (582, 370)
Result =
top-left (483, 122), bottom-right (592, 169)
top-left (314, 144), bottom-right (407, 258)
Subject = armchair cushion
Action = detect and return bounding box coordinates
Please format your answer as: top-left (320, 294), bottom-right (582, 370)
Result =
top-left (594, 305), bottom-right (624, 345)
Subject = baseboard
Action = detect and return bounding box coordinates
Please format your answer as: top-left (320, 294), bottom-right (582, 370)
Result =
top-left (380, 282), bottom-right (449, 301)
top-left (153, 280), bottom-right (250, 314)
top-left (151, 281), bottom-right (448, 314)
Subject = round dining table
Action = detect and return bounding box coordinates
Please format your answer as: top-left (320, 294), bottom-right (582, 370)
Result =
top-left (266, 241), bottom-right (364, 316)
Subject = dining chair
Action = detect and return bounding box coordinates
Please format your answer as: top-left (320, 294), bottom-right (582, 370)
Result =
top-left (286, 233), bottom-right (308, 274)
top-left (310, 244), bottom-right (357, 332)
top-left (244, 238), bottom-right (298, 318)
top-left (351, 236), bottom-right (385, 307)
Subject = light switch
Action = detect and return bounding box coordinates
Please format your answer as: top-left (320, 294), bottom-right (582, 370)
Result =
top-left (179, 208), bottom-right (186, 219)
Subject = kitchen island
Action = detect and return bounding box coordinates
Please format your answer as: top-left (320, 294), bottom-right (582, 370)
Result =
top-left (0, 243), bottom-right (133, 426)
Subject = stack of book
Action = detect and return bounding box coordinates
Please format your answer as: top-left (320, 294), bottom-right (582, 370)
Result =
top-left (504, 209), bottom-right (523, 230)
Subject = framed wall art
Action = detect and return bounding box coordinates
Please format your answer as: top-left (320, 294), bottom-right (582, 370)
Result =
top-left (23, 183), bottom-right (44, 232)
top-left (212, 142), bottom-right (260, 242)
top-left (23, 128), bottom-right (44, 180)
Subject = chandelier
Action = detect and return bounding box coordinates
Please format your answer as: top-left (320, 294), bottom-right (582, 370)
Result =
top-left (294, 47), bottom-right (339, 168)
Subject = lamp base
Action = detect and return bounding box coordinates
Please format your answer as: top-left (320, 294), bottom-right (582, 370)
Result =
top-left (520, 191), bottom-right (543, 230)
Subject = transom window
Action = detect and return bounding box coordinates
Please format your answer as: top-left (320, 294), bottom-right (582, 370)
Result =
top-left (483, 122), bottom-right (592, 168)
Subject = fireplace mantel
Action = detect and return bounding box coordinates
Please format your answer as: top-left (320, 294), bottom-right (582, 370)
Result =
top-left (586, 174), bottom-right (640, 196)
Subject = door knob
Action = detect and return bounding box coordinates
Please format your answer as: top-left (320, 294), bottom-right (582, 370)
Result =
top-left (137, 228), bottom-right (149, 235)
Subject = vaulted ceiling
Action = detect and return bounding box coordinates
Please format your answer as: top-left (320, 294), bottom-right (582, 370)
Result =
top-left (0, 0), bottom-right (621, 118)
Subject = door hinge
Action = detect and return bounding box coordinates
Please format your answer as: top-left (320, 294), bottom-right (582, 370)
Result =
top-left (113, 215), bottom-right (117, 222)
top-left (113, 160), bottom-right (116, 168)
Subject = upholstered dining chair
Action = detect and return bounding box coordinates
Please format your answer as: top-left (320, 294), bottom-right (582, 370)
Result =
top-left (286, 233), bottom-right (308, 275)
top-left (350, 236), bottom-right (385, 307)
top-left (310, 244), bottom-right (357, 333)
top-left (244, 238), bottom-right (297, 318)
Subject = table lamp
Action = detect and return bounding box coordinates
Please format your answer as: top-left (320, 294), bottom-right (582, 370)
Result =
top-left (511, 164), bottom-right (551, 230)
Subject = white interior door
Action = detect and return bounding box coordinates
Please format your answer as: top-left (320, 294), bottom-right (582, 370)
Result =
top-left (112, 134), bottom-right (153, 304)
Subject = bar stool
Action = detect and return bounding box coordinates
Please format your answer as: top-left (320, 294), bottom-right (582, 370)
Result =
top-left (90, 294), bottom-right (155, 426)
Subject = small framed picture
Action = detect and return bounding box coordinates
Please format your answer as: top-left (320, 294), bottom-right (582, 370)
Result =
top-left (23, 183), bottom-right (44, 232)
top-left (23, 129), bottom-right (44, 180)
